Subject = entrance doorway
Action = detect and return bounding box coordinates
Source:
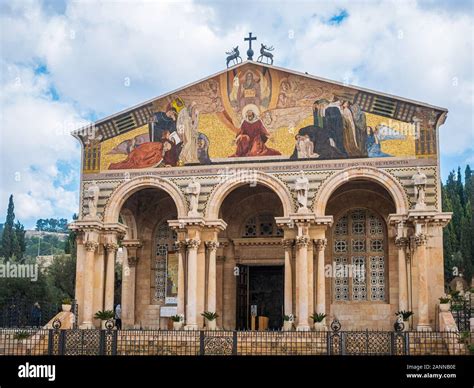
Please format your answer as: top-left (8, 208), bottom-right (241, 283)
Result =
top-left (236, 265), bottom-right (284, 330)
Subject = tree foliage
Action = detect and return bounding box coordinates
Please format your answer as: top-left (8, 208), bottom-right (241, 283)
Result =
top-left (442, 165), bottom-right (474, 284)
top-left (0, 195), bottom-right (26, 260)
top-left (35, 218), bottom-right (69, 233)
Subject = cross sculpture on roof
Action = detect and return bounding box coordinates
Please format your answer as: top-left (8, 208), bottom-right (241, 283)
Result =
top-left (244, 32), bottom-right (257, 60)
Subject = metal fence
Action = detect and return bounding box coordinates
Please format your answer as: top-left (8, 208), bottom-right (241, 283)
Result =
top-left (0, 297), bottom-right (80, 328)
top-left (0, 322), bottom-right (472, 356)
top-left (451, 294), bottom-right (472, 332)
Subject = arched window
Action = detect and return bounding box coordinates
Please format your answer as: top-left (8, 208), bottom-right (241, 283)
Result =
top-left (153, 221), bottom-right (177, 303)
top-left (332, 208), bottom-right (386, 302)
top-left (242, 214), bottom-right (283, 237)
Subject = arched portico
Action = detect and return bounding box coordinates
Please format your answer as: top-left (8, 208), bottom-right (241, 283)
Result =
top-left (103, 176), bottom-right (187, 223)
top-left (205, 171), bottom-right (294, 219)
top-left (313, 166), bottom-right (409, 217)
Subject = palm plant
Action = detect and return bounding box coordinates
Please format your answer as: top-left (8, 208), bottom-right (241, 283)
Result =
top-left (310, 313), bottom-right (327, 323)
top-left (14, 331), bottom-right (30, 341)
top-left (170, 315), bottom-right (183, 322)
top-left (395, 310), bottom-right (414, 321)
top-left (201, 311), bottom-right (218, 321)
top-left (94, 310), bottom-right (114, 320)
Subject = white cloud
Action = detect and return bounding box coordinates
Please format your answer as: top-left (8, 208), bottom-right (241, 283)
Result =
top-left (0, 0), bottom-right (472, 226)
top-left (0, 63), bottom-right (84, 224)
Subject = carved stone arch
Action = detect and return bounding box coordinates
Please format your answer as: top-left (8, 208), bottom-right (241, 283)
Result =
top-left (313, 166), bottom-right (409, 216)
top-left (205, 171), bottom-right (294, 219)
top-left (103, 176), bottom-right (187, 223)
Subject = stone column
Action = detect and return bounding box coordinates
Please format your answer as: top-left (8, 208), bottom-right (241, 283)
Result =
top-left (92, 245), bottom-right (105, 319)
top-left (121, 241), bottom-right (140, 328)
top-left (395, 237), bottom-right (409, 312)
top-left (74, 236), bottom-right (86, 326)
top-left (176, 241), bottom-right (187, 316)
top-left (104, 242), bottom-right (118, 311)
top-left (185, 238), bottom-right (200, 330)
top-left (206, 241), bottom-right (219, 313)
top-left (314, 238), bottom-right (327, 322)
top-left (415, 233), bottom-right (431, 331)
top-left (222, 241), bottom-right (236, 329)
top-left (282, 239), bottom-right (294, 316)
top-left (126, 255), bottom-right (139, 326)
top-left (82, 241), bottom-right (98, 328)
top-left (295, 235), bottom-right (310, 331)
top-left (196, 241), bottom-right (206, 326)
top-left (307, 241), bottom-right (314, 317)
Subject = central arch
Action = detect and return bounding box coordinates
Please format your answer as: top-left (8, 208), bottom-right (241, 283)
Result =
top-left (103, 175), bottom-right (187, 223)
top-left (205, 171), bottom-right (294, 219)
top-left (313, 166), bottom-right (409, 216)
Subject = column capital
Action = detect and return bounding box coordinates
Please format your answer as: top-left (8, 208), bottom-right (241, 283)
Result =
top-left (176, 240), bottom-right (187, 250)
top-left (281, 238), bottom-right (294, 249)
top-left (186, 238), bottom-right (201, 250)
top-left (313, 238), bottom-right (327, 251)
top-left (395, 236), bottom-right (409, 249)
top-left (295, 236), bottom-right (310, 247)
top-left (413, 233), bottom-right (427, 247)
top-left (85, 241), bottom-right (99, 252)
top-left (127, 256), bottom-right (139, 267)
top-left (104, 242), bottom-right (119, 253)
top-left (205, 241), bottom-right (219, 251)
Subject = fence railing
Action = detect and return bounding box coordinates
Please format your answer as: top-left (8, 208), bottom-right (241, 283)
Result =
top-left (0, 325), bottom-right (472, 356)
top-left (0, 297), bottom-right (62, 328)
top-left (0, 297), bottom-right (78, 329)
top-left (450, 294), bottom-right (472, 332)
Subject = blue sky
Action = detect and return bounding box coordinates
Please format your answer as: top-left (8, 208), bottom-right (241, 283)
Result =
top-left (0, 0), bottom-right (473, 228)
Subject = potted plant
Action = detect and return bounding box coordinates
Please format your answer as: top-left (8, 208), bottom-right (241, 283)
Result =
top-left (201, 312), bottom-right (218, 330)
top-left (94, 310), bottom-right (115, 329)
top-left (61, 298), bottom-right (72, 312)
top-left (395, 310), bottom-right (414, 330)
top-left (170, 314), bottom-right (184, 330)
top-left (282, 314), bottom-right (295, 331)
top-left (310, 313), bottom-right (327, 331)
top-left (439, 296), bottom-right (451, 312)
top-left (14, 331), bottom-right (30, 343)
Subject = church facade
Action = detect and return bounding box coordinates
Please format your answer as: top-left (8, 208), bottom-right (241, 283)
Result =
top-left (70, 61), bottom-right (451, 331)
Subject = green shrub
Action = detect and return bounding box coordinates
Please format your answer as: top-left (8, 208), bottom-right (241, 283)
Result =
top-left (395, 310), bottom-right (414, 321)
top-left (94, 310), bottom-right (114, 320)
top-left (201, 311), bottom-right (218, 321)
top-left (14, 331), bottom-right (30, 341)
top-left (310, 313), bottom-right (327, 323)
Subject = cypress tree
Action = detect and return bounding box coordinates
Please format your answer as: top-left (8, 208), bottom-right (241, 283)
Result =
top-left (465, 165), bottom-right (472, 207)
top-left (0, 195), bottom-right (17, 259)
top-left (14, 221), bottom-right (26, 261)
top-left (442, 185), bottom-right (456, 280)
top-left (460, 202), bottom-right (473, 281)
top-left (442, 166), bottom-right (474, 285)
top-left (457, 167), bottom-right (465, 207)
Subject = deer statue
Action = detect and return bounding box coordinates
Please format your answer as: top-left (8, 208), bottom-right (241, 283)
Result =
top-left (257, 44), bottom-right (274, 65)
top-left (226, 46), bottom-right (242, 68)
